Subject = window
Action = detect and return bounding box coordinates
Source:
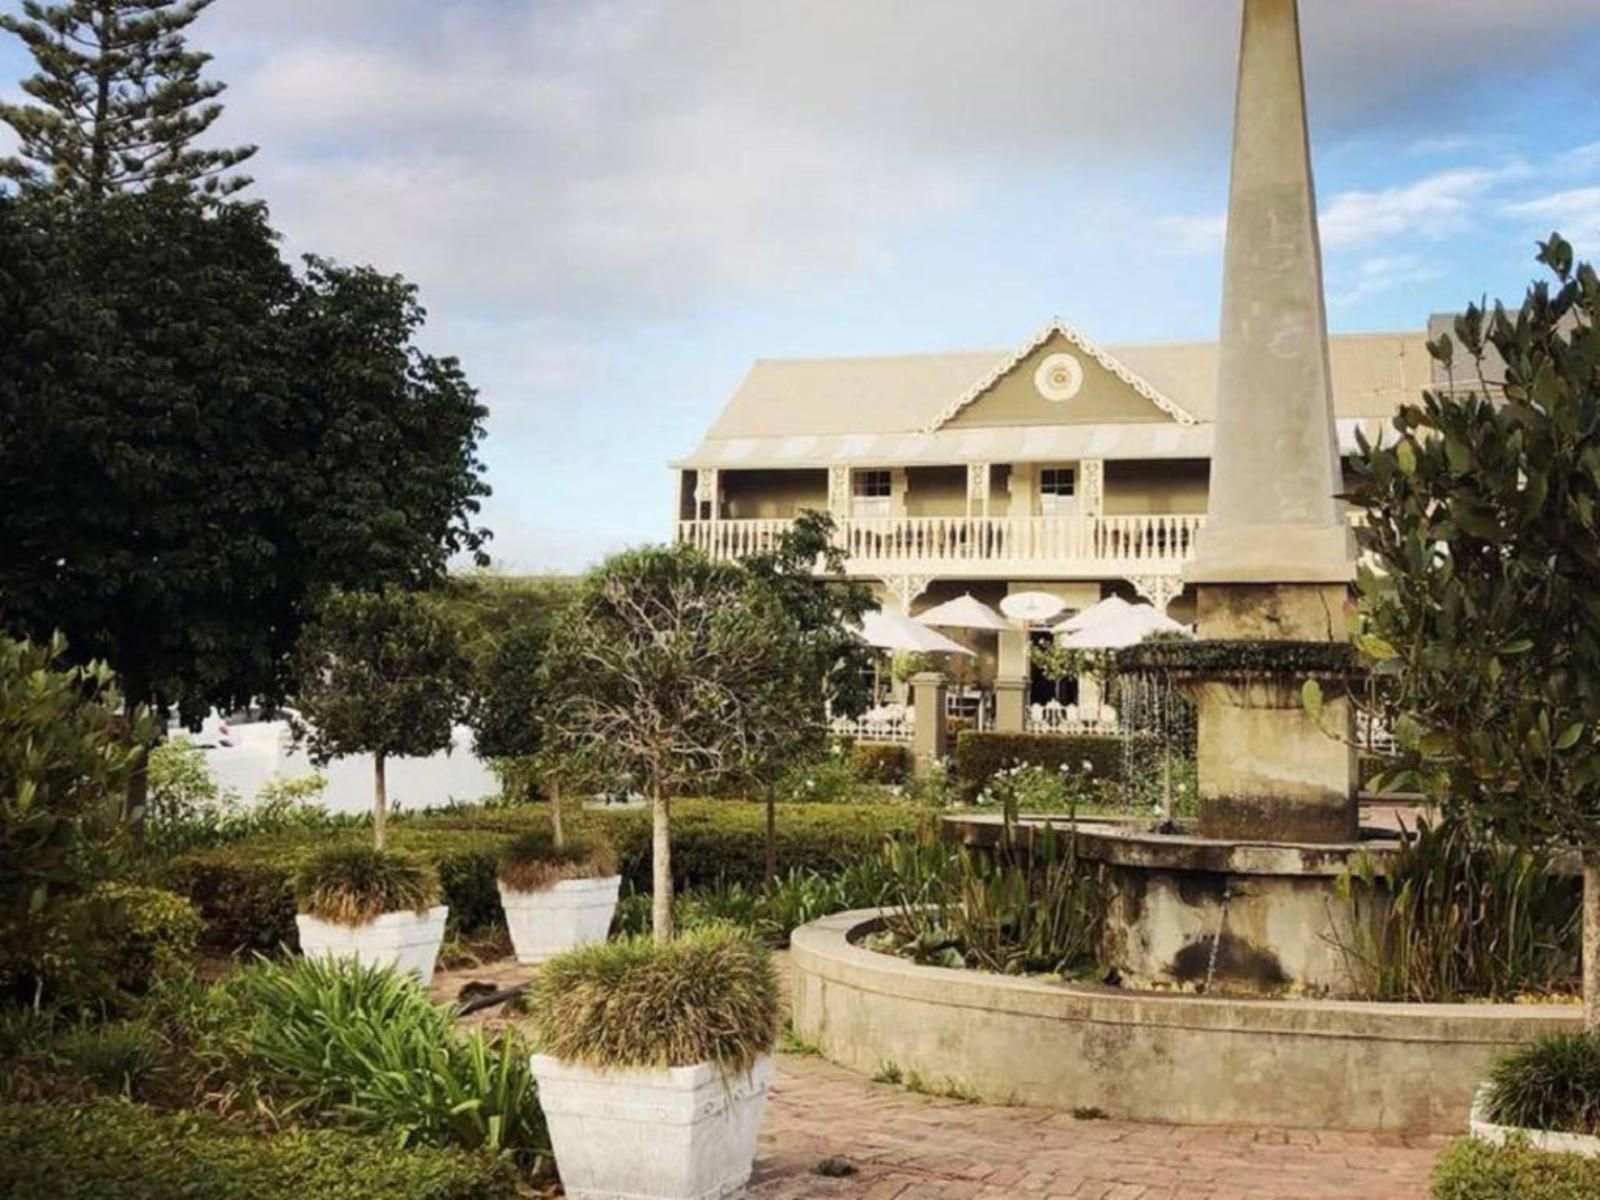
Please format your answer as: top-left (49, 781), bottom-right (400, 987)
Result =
top-left (851, 469), bottom-right (892, 520)
top-left (1040, 468), bottom-right (1076, 497)
top-left (853, 469), bottom-right (892, 498)
top-left (1039, 466), bottom-right (1077, 517)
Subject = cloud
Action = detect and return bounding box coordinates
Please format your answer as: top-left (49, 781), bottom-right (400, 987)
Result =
top-left (1319, 164), bottom-right (1527, 249)
top-left (1330, 254), bottom-right (1441, 308)
top-left (1504, 188), bottom-right (1600, 254)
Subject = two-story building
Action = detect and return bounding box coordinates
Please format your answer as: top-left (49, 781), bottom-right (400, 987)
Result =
top-left (672, 316), bottom-right (1431, 709)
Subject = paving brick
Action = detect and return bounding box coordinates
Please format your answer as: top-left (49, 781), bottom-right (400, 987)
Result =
top-left (749, 1055), bottom-right (1446, 1200)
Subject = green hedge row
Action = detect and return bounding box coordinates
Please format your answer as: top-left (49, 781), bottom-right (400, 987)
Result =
top-left (1432, 1137), bottom-right (1600, 1199)
top-left (164, 800), bottom-right (921, 952)
top-left (954, 731), bottom-right (1125, 798)
top-left (0, 1101), bottom-right (516, 1200)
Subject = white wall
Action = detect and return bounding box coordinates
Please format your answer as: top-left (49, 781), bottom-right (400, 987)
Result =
top-left (194, 717), bottom-right (500, 816)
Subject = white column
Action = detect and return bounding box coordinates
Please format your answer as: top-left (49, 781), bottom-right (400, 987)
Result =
top-left (827, 466), bottom-right (850, 520)
top-left (967, 462), bottom-right (992, 519)
top-left (694, 468), bottom-right (721, 520)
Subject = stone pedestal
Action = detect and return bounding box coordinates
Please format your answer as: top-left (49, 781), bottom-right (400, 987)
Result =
top-left (911, 672), bottom-right (949, 776)
top-left (1192, 583), bottom-right (1357, 843)
top-left (994, 676), bottom-right (1027, 734)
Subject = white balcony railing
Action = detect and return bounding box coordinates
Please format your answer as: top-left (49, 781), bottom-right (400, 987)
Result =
top-left (677, 513), bottom-right (1204, 575)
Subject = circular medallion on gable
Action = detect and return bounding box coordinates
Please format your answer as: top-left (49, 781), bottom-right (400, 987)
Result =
top-left (1034, 353), bottom-right (1084, 402)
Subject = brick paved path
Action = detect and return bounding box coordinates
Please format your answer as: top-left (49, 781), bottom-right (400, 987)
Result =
top-left (749, 1055), bottom-right (1447, 1200)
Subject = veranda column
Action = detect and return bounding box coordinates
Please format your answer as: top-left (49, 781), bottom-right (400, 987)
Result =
top-left (910, 672), bottom-right (949, 776)
top-left (1184, 0), bottom-right (1358, 843)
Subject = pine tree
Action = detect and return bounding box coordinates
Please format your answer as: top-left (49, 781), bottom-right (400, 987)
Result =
top-left (0, 0), bottom-right (255, 197)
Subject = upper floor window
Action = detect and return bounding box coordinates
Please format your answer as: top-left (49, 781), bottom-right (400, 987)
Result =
top-left (1039, 468), bottom-right (1076, 497)
top-left (853, 469), bottom-right (892, 498)
top-left (1039, 466), bottom-right (1076, 517)
top-left (852, 469), bottom-right (892, 519)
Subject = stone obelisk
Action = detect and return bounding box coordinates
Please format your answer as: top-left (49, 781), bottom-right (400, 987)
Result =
top-left (1185, 0), bottom-right (1359, 843)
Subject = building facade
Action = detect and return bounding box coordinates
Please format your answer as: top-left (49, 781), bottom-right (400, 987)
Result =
top-left (671, 317), bottom-right (1432, 714)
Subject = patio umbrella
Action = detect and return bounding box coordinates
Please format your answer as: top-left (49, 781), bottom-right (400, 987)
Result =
top-left (914, 594), bottom-right (1012, 632)
top-left (1054, 595), bottom-right (1137, 634)
top-left (1056, 602), bottom-right (1191, 650)
top-left (854, 609), bottom-right (977, 656)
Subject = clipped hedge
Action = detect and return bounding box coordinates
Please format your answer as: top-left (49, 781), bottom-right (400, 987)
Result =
top-left (165, 801), bottom-right (919, 953)
top-left (1432, 1136), bottom-right (1600, 1200)
top-left (0, 1100), bottom-right (517, 1200)
top-left (849, 742), bottom-right (910, 785)
top-left (955, 731), bottom-right (1124, 799)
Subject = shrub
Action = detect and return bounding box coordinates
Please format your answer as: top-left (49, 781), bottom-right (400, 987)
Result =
top-left (1432, 1136), bottom-right (1600, 1200)
top-left (41, 883), bottom-right (203, 1009)
top-left (1336, 818), bottom-right (1579, 1002)
top-left (496, 827), bottom-right (616, 892)
top-left (531, 925), bottom-right (780, 1075)
top-left (0, 1099), bottom-right (518, 1200)
top-left (1484, 1033), bottom-right (1600, 1136)
top-left (876, 827), bottom-right (1108, 976)
top-left (52, 1018), bottom-right (163, 1097)
top-left (214, 956), bottom-right (546, 1163)
top-left (955, 731), bottom-right (1123, 800)
top-left (165, 801), bottom-right (918, 951)
top-left (851, 742), bottom-right (909, 785)
top-left (776, 752), bottom-right (864, 803)
top-left (0, 633), bottom-right (150, 1003)
top-left (294, 845), bottom-right (440, 924)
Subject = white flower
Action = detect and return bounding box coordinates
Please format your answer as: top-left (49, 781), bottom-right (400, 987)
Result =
top-left (1082, 760), bottom-right (1095, 774)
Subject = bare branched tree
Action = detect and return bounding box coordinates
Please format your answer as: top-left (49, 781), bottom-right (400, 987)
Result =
top-left (543, 545), bottom-right (812, 942)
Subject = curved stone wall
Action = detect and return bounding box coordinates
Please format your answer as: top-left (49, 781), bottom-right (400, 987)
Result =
top-left (790, 910), bottom-right (1580, 1133)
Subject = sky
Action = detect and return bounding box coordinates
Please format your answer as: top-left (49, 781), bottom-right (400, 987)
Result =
top-left (5, 0), bottom-right (1600, 573)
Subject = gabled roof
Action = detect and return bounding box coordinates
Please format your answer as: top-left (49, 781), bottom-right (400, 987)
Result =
top-left (687, 326), bottom-right (1431, 465)
top-left (924, 317), bottom-right (1200, 431)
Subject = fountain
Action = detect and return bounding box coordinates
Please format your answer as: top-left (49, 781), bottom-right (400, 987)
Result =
top-left (1058, 0), bottom-right (1396, 997)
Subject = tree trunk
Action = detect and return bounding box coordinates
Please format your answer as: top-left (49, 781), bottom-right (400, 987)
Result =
top-left (765, 785), bottom-right (778, 882)
top-left (88, 5), bottom-right (115, 198)
top-left (550, 777), bottom-right (564, 851)
top-left (374, 752), bottom-right (388, 852)
top-left (652, 780), bottom-right (673, 945)
top-left (1585, 852), bottom-right (1600, 1032)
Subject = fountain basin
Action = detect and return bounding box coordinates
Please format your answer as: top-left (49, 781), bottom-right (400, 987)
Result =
top-left (790, 909), bottom-right (1580, 1132)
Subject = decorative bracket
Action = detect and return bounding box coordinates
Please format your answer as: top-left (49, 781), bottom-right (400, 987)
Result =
top-left (694, 467), bottom-right (720, 518)
top-left (1127, 573), bottom-right (1185, 615)
top-left (882, 574), bottom-right (936, 614)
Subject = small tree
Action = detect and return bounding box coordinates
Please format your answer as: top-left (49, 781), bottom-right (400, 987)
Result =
top-left (740, 510), bottom-right (875, 877)
top-left (0, 0), bottom-right (256, 198)
top-left (543, 545), bottom-right (811, 942)
top-left (291, 588), bottom-right (464, 851)
top-left (1349, 234), bottom-right (1600, 1027)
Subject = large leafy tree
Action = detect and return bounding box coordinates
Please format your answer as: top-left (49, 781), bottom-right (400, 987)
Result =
top-left (543, 545), bottom-right (813, 942)
top-left (740, 510), bottom-right (874, 876)
top-left (1350, 235), bottom-right (1600, 1027)
top-left (0, 186), bottom-right (491, 733)
top-left (291, 588), bottom-right (466, 850)
top-left (0, 0), bottom-right (255, 197)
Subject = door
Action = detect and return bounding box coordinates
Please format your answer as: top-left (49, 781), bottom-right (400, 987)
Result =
top-left (1038, 466), bottom-right (1077, 518)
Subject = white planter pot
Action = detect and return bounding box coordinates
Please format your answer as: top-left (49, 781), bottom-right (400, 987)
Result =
top-left (532, 1053), bottom-right (773, 1200)
top-left (1470, 1082), bottom-right (1600, 1158)
top-left (295, 905), bottom-right (449, 985)
top-left (499, 876), bottom-right (621, 964)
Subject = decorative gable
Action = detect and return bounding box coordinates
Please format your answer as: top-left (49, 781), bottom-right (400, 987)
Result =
top-left (927, 318), bottom-right (1199, 432)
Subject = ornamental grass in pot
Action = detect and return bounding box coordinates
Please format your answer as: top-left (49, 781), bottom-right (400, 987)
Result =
top-left (293, 845), bottom-right (448, 985)
top-left (1468, 1032), bottom-right (1600, 1160)
top-left (528, 925), bottom-right (781, 1200)
top-left (497, 823), bottom-right (621, 964)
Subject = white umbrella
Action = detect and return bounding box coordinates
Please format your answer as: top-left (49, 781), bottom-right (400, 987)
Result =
top-left (854, 608), bottom-right (977, 656)
top-left (914, 593), bottom-right (1012, 632)
top-left (1055, 595), bottom-right (1136, 633)
top-left (1056, 602), bottom-right (1191, 650)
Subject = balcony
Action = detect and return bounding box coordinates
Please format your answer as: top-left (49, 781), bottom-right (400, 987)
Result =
top-left (676, 513), bottom-right (1204, 579)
